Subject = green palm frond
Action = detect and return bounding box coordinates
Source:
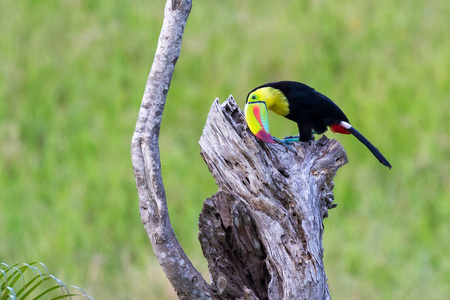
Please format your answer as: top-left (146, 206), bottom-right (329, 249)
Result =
top-left (0, 263), bottom-right (93, 300)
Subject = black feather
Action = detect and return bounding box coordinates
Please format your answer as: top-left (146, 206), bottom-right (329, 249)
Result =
top-left (249, 81), bottom-right (392, 168)
top-left (258, 81), bottom-right (350, 139)
top-left (347, 126), bottom-right (392, 169)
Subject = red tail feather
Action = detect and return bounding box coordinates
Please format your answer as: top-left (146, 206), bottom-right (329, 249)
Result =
top-left (330, 124), bottom-right (350, 134)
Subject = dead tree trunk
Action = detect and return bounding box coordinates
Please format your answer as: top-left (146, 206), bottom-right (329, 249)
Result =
top-left (132, 0), bottom-right (347, 298)
top-left (198, 97), bottom-right (347, 299)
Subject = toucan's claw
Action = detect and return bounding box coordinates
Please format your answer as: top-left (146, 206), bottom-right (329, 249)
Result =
top-left (272, 136), bottom-right (296, 152)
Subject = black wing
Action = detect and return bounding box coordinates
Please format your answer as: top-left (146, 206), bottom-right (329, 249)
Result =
top-left (263, 81), bottom-right (349, 123)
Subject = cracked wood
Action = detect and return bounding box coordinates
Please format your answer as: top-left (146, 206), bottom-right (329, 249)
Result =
top-left (198, 96), bottom-right (347, 299)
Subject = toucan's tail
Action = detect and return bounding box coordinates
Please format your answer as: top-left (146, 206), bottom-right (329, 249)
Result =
top-left (347, 126), bottom-right (392, 169)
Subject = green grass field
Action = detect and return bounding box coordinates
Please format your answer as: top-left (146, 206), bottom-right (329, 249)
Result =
top-left (1, 1), bottom-right (449, 299)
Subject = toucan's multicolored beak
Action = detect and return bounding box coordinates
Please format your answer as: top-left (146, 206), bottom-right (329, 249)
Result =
top-left (244, 101), bottom-right (274, 143)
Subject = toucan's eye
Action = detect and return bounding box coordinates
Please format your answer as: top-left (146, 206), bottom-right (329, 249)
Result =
top-left (251, 94), bottom-right (257, 100)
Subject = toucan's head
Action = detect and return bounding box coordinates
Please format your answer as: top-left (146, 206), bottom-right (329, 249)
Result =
top-left (244, 85), bottom-right (290, 143)
top-left (245, 89), bottom-right (274, 143)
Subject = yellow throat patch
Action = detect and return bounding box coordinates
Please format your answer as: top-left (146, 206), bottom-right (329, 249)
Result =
top-left (247, 87), bottom-right (289, 116)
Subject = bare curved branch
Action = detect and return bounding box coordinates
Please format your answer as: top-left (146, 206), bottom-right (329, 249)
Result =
top-left (131, 1), bottom-right (215, 298)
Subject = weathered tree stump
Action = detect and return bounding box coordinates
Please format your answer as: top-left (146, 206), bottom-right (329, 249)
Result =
top-left (132, 1), bottom-right (348, 298)
top-left (198, 96), bottom-right (347, 300)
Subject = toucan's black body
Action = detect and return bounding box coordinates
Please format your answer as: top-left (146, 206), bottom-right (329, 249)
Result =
top-left (246, 81), bottom-right (392, 168)
top-left (249, 81), bottom-right (349, 142)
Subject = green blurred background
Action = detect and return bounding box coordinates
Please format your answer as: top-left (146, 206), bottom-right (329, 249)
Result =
top-left (1, 0), bottom-right (449, 299)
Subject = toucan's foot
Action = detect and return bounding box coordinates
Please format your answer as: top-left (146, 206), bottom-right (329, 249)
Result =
top-left (283, 134), bottom-right (315, 142)
top-left (282, 135), bottom-right (300, 143)
top-left (273, 136), bottom-right (296, 152)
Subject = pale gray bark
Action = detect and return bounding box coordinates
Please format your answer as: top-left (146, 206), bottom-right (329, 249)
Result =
top-left (198, 97), bottom-right (347, 299)
top-left (131, 0), bottom-right (216, 299)
top-left (132, 0), bottom-right (347, 298)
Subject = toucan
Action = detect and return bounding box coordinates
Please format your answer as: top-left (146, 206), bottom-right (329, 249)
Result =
top-left (244, 81), bottom-right (392, 169)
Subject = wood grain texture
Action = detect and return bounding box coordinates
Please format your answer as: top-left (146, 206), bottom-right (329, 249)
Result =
top-left (198, 96), bottom-right (347, 299)
top-left (131, 1), bottom-right (216, 299)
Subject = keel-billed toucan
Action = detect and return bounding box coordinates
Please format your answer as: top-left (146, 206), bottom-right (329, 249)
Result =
top-left (244, 81), bottom-right (392, 169)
